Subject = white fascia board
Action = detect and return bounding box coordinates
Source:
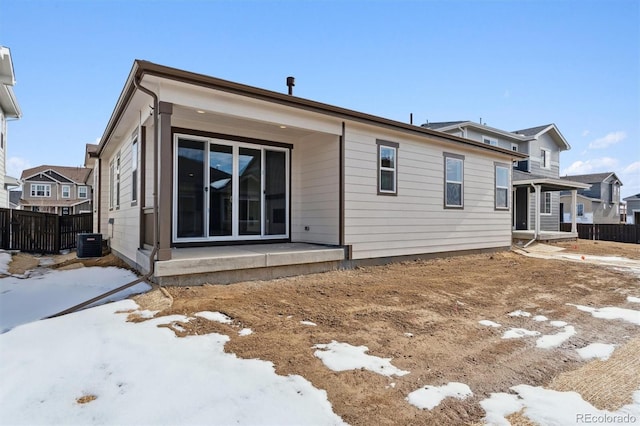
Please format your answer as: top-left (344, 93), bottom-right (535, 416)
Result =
top-left (436, 121), bottom-right (527, 142)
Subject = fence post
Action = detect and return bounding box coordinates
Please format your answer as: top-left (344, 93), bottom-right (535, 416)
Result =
top-left (54, 214), bottom-right (61, 253)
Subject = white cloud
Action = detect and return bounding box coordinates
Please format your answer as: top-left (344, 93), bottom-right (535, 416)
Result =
top-left (587, 131), bottom-right (626, 149)
top-left (623, 161), bottom-right (640, 174)
top-left (620, 161), bottom-right (640, 199)
top-left (581, 130), bottom-right (590, 137)
top-left (561, 157), bottom-right (619, 176)
top-left (6, 156), bottom-right (31, 179)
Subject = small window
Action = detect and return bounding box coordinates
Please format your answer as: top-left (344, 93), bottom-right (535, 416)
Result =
top-left (78, 186), bottom-right (88, 199)
top-left (511, 143), bottom-right (518, 152)
top-left (495, 164), bottom-right (509, 209)
top-left (377, 140), bottom-right (398, 195)
top-left (540, 148), bottom-right (550, 169)
top-left (541, 192), bottom-right (551, 214)
top-left (577, 203), bottom-right (584, 217)
top-left (30, 184), bottom-right (51, 197)
top-left (62, 185), bottom-right (70, 198)
top-left (109, 153), bottom-right (121, 209)
top-left (483, 136), bottom-right (498, 146)
top-left (131, 134), bottom-right (138, 204)
top-left (444, 153), bottom-right (464, 208)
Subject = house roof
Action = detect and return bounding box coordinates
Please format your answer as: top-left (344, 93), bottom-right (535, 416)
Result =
top-left (512, 124), bottom-right (551, 137)
top-left (21, 165), bottom-right (92, 184)
top-left (560, 172), bottom-right (622, 185)
top-left (0, 46), bottom-right (21, 118)
top-left (513, 170), bottom-right (590, 191)
top-left (96, 60), bottom-right (527, 162)
top-left (623, 193), bottom-right (640, 201)
top-left (421, 121), bottom-right (468, 130)
top-left (513, 124), bottom-right (571, 151)
top-left (19, 199), bottom-right (91, 207)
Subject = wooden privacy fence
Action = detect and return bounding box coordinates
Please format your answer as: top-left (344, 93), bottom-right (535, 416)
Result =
top-left (0, 208), bottom-right (93, 254)
top-left (560, 223), bottom-right (640, 244)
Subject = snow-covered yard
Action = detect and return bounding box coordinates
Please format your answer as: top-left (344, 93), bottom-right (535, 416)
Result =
top-left (1, 246), bottom-right (640, 425)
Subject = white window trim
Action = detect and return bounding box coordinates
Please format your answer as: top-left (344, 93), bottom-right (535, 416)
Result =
top-left (540, 148), bottom-right (551, 170)
top-left (495, 164), bottom-right (510, 210)
top-left (541, 192), bottom-right (552, 215)
top-left (172, 133), bottom-right (290, 243)
top-left (511, 143), bottom-right (518, 152)
top-left (61, 185), bottom-right (70, 198)
top-left (30, 183), bottom-right (51, 198)
top-left (483, 136), bottom-right (498, 147)
top-left (78, 186), bottom-right (88, 199)
top-left (131, 133), bottom-right (138, 204)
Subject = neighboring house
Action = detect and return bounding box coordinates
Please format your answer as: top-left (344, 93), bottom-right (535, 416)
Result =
top-left (624, 193), bottom-right (640, 224)
top-left (559, 172), bottom-right (623, 224)
top-left (423, 121), bottom-right (589, 238)
top-left (19, 165), bottom-right (92, 215)
top-left (89, 60), bottom-right (526, 285)
top-left (9, 190), bottom-right (20, 209)
top-left (0, 46), bottom-right (22, 208)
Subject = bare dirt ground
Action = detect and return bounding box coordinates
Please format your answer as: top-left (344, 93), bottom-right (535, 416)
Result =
top-left (139, 240), bottom-right (640, 425)
top-left (8, 240), bottom-right (638, 424)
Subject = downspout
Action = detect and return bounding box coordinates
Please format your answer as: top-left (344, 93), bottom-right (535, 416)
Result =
top-left (133, 75), bottom-right (160, 279)
top-left (45, 75), bottom-right (162, 320)
top-left (523, 183), bottom-right (538, 248)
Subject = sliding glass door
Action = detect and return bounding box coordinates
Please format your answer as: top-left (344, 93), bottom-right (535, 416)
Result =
top-left (174, 135), bottom-right (289, 242)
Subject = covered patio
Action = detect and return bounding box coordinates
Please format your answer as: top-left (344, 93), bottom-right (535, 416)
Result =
top-left (512, 175), bottom-right (590, 244)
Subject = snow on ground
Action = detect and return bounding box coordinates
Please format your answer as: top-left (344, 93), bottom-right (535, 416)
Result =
top-left (0, 251), bottom-right (11, 274)
top-left (568, 303), bottom-right (640, 326)
top-left (533, 315), bottom-right (548, 322)
top-left (508, 310), bottom-right (531, 317)
top-left (300, 320), bottom-right (317, 326)
top-left (550, 320), bottom-right (568, 327)
top-left (195, 311), bottom-right (233, 324)
top-left (628, 296), bottom-right (640, 304)
top-left (0, 300), bottom-right (346, 425)
top-left (406, 382), bottom-right (472, 410)
top-left (502, 328), bottom-right (540, 339)
top-left (481, 385), bottom-right (640, 426)
top-left (576, 343), bottom-right (616, 361)
top-left (0, 266), bottom-right (148, 333)
top-left (536, 325), bottom-right (576, 349)
top-left (313, 341), bottom-right (409, 377)
top-left (239, 328), bottom-right (253, 336)
top-left (479, 320), bottom-right (501, 328)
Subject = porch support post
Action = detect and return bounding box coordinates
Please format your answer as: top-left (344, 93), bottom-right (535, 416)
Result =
top-left (534, 185), bottom-right (541, 237)
top-left (571, 189), bottom-right (577, 233)
top-left (157, 101), bottom-right (173, 261)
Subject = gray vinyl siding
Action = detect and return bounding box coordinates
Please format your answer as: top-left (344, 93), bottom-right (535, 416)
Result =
top-left (343, 123), bottom-right (512, 260)
top-left (527, 134), bottom-right (560, 179)
top-left (464, 128), bottom-right (522, 151)
top-left (529, 191), bottom-right (559, 231)
top-left (627, 199), bottom-right (640, 224)
top-left (581, 182), bottom-right (601, 199)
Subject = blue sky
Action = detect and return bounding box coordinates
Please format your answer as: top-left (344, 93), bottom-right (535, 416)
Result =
top-left (2, 0), bottom-right (639, 197)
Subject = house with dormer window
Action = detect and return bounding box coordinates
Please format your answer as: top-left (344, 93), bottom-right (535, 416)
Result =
top-left (19, 165), bottom-right (92, 215)
top-left (559, 172), bottom-right (623, 224)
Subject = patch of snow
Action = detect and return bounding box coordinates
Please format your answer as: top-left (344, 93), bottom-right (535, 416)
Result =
top-left (576, 343), bottom-right (616, 361)
top-left (536, 326), bottom-right (576, 349)
top-left (133, 309), bottom-right (158, 319)
top-left (238, 328), bottom-right (253, 336)
top-left (502, 328), bottom-right (540, 339)
top-left (550, 320), bottom-right (568, 327)
top-left (532, 315), bottom-right (548, 322)
top-left (568, 303), bottom-right (640, 326)
top-left (172, 323), bottom-right (186, 332)
top-left (628, 296), bottom-right (640, 304)
top-left (0, 300), bottom-right (346, 425)
top-left (0, 251), bottom-right (11, 274)
top-left (506, 385), bottom-right (639, 426)
top-left (406, 382), bottom-right (472, 410)
top-left (38, 257), bottom-right (55, 266)
top-left (479, 320), bottom-right (501, 328)
top-left (480, 392), bottom-right (524, 426)
top-left (313, 341), bottom-right (409, 377)
top-left (195, 311), bottom-right (233, 324)
top-left (0, 266), bottom-right (148, 333)
top-left (508, 310), bottom-right (531, 317)
top-left (404, 332), bottom-right (414, 337)
top-left (300, 320), bottom-right (317, 326)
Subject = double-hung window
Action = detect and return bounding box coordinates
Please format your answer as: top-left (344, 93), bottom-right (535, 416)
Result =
top-left (577, 203), bottom-right (584, 217)
top-left (444, 153), bottom-right (464, 208)
top-left (377, 140), bottom-right (398, 195)
top-left (78, 186), bottom-right (88, 199)
top-left (109, 153), bottom-right (120, 209)
top-left (31, 184), bottom-right (51, 197)
top-left (483, 136), bottom-right (498, 146)
top-left (495, 164), bottom-right (509, 209)
top-left (541, 192), bottom-right (551, 214)
top-left (540, 148), bottom-right (550, 169)
top-left (61, 185), bottom-right (70, 198)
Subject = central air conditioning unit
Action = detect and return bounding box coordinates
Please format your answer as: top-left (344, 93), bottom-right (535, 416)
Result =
top-left (77, 233), bottom-right (103, 258)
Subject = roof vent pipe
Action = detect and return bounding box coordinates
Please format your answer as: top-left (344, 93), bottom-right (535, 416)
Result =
top-left (286, 76), bottom-right (295, 95)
